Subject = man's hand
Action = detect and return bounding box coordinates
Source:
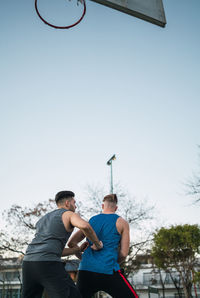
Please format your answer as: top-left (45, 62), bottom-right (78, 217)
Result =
top-left (74, 241), bottom-right (89, 260)
top-left (91, 241), bottom-right (103, 251)
top-left (80, 241), bottom-right (89, 252)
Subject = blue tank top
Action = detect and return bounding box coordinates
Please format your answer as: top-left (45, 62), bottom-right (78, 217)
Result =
top-left (79, 213), bottom-right (121, 274)
top-left (24, 208), bottom-right (72, 262)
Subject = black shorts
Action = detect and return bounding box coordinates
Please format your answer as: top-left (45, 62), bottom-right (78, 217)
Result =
top-left (77, 270), bottom-right (138, 298)
top-left (22, 261), bottom-right (81, 298)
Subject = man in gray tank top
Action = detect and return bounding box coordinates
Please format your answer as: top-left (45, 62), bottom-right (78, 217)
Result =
top-left (22, 190), bottom-right (103, 298)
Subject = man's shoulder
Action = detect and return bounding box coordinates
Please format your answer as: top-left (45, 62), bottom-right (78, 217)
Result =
top-left (89, 213), bottom-right (120, 224)
top-left (116, 216), bottom-right (126, 221)
top-left (38, 209), bottom-right (56, 220)
top-left (43, 209), bottom-right (71, 221)
top-left (45, 208), bottom-right (62, 215)
top-left (116, 216), bottom-right (129, 227)
top-left (89, 213), bottom-right (104, 223)
top-left (90, 213), bottom-right (101, 220)
top-left (36, 209), bottom-right (58, 226)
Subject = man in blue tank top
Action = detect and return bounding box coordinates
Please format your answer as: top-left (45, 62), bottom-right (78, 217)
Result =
top-left (22, 190), bottom-right (103, 298)
top-left (68, 194), bottom-right (138, 298)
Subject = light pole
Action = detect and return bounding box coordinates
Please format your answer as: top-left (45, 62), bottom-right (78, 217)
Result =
top-left (106, 154), bottom-right (116, 194)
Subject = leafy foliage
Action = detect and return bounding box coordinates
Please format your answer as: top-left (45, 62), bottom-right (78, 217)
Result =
top-left (193, 271), bottom-right (200, 286)
top-left (151, 224), bottom-right (200, 298)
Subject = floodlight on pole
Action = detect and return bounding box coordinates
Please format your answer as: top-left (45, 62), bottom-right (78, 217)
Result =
top-left (106, 154), bottom-right (116, 194)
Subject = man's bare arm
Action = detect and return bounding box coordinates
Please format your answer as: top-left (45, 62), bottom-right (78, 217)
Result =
top-left (67, 230), bottom-right (86, 259)
top-left (116, 217), bottom-right (130, 263)
top-left (62, 246), bottom-right (81, 257)
top-left (69, 213), bottom-right (103, 250)
top-left (68, 230), bottom-right (85, 248)
top-left (62, 241), bottom-right (89, 258)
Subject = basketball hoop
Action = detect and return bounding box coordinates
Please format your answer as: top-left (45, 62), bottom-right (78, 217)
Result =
top-left (35, 0), bottom-right (86, 29)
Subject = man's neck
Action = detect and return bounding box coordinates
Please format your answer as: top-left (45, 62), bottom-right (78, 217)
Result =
top-left (58, 206), bottom-right (68, 210)
top-left (102, 210), bottom-right (115, 214)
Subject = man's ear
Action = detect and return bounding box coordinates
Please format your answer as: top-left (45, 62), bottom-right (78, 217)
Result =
top-left (102, 203), bottom-right (104, 210)
top-left (115, 206), bottom-right (118, 212)
top-left (65, 200), bottom-right (70, 208)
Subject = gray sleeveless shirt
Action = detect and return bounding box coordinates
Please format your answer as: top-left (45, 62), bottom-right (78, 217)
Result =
top-left (24, 208), bottom-right (72, 262)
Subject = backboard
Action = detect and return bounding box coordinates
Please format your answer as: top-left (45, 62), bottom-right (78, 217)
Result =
top-left (90, 0), bottom-right (166, 27)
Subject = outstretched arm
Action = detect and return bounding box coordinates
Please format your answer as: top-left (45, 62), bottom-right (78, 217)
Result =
top-left (69, 213), bottom-right (103, 250)
top-left (68, 230), bottom-right (85, 247)
top-left (62, 241), bottom-right (89, 258)
top-left (67, 230), bottom-right (87, 259)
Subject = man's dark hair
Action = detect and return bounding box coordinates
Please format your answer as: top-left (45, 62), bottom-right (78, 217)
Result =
top-left (103, 194), bottom-right (118, 204)
top-left (55, 191), bottom-right (75, 204)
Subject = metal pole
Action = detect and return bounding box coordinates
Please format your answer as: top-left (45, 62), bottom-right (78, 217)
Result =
top-left (106, 155), bottom-right (116, 195)
top-left (110, 160), bottom-right (113, 194)
top-left (148, 286), bottom-right (151, 298)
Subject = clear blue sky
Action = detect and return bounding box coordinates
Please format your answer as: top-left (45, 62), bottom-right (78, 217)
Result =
top-left (0, 0), bottom-right (200, 226)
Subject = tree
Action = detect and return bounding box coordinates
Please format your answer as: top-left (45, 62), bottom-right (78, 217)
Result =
top-left (0, 199), bottom-right (55, 257)
top-left (167, 270), bottom-right (182, 298)
top-left (77, 184), bottom-right (154, 226)
top-left (151, 224), bottom-right (200, 298)
top-left (193, 271), bottom-right (200, 287)
top-left (186, 146), bottom-right (200, 204)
